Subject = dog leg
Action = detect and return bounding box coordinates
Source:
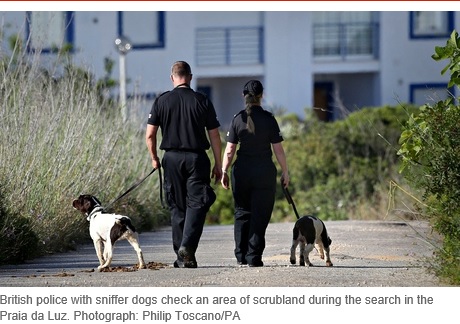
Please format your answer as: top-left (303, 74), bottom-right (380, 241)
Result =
top-left (303, 243), bottom-right (315, 266)
top-left (315, 242), bottom-right (325, 260)
top-left (324, 246), bottom-right (333, 267)
top-left (127, 232), bottom-right (146, 269)
top-left (299, 241), bottom-right (306, 266)
top-left (290, 239), bottom-right (299, 265)
top-left (103, 243), bottom-right (109, 263)
top-left (98, 240), bottom-right (113, 271)
top-left (94, 239), bottom-right (105, 267)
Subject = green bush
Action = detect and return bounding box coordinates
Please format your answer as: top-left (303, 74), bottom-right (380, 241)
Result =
top-left (398, 30), bottom-right (460, 285)
top-left (277, 105), bottom-right (418, 221)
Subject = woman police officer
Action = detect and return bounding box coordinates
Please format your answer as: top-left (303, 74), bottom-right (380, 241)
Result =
top-left (221, 80), bottom-right (289, 267)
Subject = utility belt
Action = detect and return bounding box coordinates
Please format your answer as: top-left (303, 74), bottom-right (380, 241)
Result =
top-left (165, 148), bottom-right (206, 154)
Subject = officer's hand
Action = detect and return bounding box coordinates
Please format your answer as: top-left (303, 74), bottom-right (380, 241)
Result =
top-left (211, 165), bottom-right (222, 185)
top-left (281, 173), bottom-right (290, 188)
top-left (221, 173), bottom-right (230, 189)
top-left (151, 157), bottom-right (161, 170)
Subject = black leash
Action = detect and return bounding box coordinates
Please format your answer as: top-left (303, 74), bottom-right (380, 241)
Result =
top-left (102, 168), bottom-right (164, 212)
top-left (280, 177), bottom-right (300, 220)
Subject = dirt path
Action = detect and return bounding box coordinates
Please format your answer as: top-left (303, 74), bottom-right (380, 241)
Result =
top-left (0, 220), bottom-right (446, 287)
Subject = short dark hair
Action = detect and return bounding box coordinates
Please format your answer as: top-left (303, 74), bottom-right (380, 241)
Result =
top-left (171, 61), bottom-right (192, 76)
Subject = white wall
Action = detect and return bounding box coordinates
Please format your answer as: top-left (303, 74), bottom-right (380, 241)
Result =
top-left (265, 12), bottom-right (313, 117)
top-left (379, 12), bottom-right (453, 106)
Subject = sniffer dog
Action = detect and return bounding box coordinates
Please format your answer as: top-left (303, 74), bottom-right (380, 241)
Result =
top-left (72, 194), bottom-right (146, 271)
top-left (290, 215), bottom-right (333, 267)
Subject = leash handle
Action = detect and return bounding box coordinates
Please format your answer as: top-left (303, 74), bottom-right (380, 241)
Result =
top-left (280, 178), bottom-right (300, 220)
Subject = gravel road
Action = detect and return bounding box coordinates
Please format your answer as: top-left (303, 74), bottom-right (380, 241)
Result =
top-left (0, 220), bottom-right (447, 287)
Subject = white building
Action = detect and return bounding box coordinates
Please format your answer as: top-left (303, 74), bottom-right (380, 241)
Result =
top-left (1, 11), bottom-right (456, 126)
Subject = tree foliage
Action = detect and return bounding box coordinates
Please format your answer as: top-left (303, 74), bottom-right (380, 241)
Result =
top-left (398, 30), bottom-right (460, 285)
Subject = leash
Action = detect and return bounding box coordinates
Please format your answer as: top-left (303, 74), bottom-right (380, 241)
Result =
top-left (280, 177), bottom-right (300, 220)
top-left (102, 168), bottom-right (164, 212)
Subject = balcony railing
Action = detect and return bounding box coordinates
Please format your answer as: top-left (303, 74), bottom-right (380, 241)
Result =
top-left (313, 22), bottom-right (379, 59)
top-left (196, 27), bottom-right (264, 66)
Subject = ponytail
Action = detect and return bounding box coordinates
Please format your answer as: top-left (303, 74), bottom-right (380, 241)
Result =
top-left (242, 80), bottom-right (264, 134)
top-left (245, 93), bottom-right (258, 134)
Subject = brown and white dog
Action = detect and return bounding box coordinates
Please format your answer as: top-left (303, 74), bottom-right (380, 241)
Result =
top-left (290, 215), bottom-right (333, 267)
top-left (72, 194), bottom-right (146, 271)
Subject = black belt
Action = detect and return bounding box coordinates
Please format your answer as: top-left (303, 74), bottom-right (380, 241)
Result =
top-left (165, 148), bottom-right (205, 153)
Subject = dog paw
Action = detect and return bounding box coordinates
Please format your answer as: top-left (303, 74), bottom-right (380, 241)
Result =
top-left (300, 261), bottom-right (305, 266)
top-left (138, 264), bottom-right (146, 269)
top-left (289, 258), bottom-right (296, 265)
top-left (326, 261), bottom-right (333, 267)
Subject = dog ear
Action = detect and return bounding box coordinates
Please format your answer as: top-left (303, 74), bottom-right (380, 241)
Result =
top-left (83, 198), bottom-right (92, 212)
top-left (72, 199), bottom-right (80, 209)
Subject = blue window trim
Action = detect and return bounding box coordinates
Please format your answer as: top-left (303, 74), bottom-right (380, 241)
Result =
top-left (409, 12), bottom-right (454, 39)
top-left (26, 11), bottom-right (74, 53)
top-left (117, 12), bottom-right (165, 50)
top-left (409, 83), bottom-right (454, 104)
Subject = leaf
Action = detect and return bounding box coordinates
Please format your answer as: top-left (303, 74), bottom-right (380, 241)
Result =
top-left (399, 130), bottom-right (412, 143)
top-left (450, 30), bottom-right (459, 48)
top-left (441, 63), bottom-right (451, 76)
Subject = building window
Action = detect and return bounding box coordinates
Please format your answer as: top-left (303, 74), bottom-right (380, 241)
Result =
top-left (118, 12), bottom-right (165, 49)
top-left (196, 27), bottom-right (264, 66)
top-left (313, 12), bottom-right (379, 59)
top-left (410, 83), bottom-right (452, 106)
top-left (410, 12), bottom-right (453, 39)
top-left (26, 12), bottom-right (74, 53)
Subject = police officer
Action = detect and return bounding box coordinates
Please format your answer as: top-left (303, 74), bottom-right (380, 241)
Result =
top-left (221, 80), bottom-right (289, 267)
top-left (146, 61), bottom-right (222, 268)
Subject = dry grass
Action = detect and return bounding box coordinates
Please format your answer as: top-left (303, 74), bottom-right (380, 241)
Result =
top-left (0, 48), bottom-right (166, 262)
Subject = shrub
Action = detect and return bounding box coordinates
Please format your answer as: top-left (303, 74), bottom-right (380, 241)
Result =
top-left (398, 30), bottom-right (460, 285)
top-left (274, 104), bottom-right (418, 221)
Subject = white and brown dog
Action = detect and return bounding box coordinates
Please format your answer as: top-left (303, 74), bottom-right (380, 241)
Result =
top-left (72, 194), bottom-right (146, 271)
top-left (290, 215), bottom-right (333, 267)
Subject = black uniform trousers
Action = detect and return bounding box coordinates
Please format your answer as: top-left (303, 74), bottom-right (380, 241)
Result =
top-left (231, 156), bottom-right (277, 265)
top-left (162, 150), bottom-right (216, 256)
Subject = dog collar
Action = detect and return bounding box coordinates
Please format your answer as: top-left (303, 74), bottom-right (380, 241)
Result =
top-left (87, 206), bottom-right (105, 221)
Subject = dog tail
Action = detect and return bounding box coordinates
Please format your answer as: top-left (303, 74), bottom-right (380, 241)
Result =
top-left (318, 219), bottom-right (331, 247)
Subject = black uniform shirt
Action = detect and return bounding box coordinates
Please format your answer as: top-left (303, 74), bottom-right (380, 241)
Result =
top-left (148, 87), bottom-right (220, 151)
top-left (226, 105), bottom-right (283, 158)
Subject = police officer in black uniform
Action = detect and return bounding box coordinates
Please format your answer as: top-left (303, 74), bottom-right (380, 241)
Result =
top-left (221, 80), bottom-right (289, 267)
top-left (146, 61), bottom-right (222, 268)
